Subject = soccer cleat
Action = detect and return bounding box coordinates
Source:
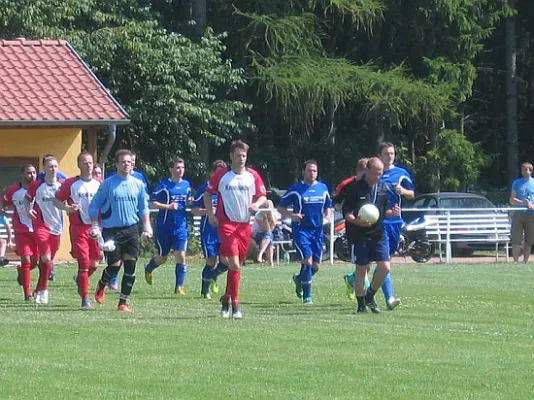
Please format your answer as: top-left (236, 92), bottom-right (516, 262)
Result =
top-left (94, 283), bottom-right (106, 304)
top-left (209, 279), bottom-right (219, 295)
top-left (145, 270), bottom-right (153, 285)
top-left (117, 303), bottom-right (132, 312)
top-left (357, 307), bottom-right (368, 313)
top-left (386, 296), bottom-right (401, 311)
top-left (292, 274), bottom-right (303, 299)
top-left (364, 293), bottom-right (381, 314)
top-left (48, 273), bottom-right (55, 281)
top-left (40, 289), bottom-right (49, 304)
top-left (303, 297), bottom-right (313, 305)
top-left (34, 291), bottom-right (42, 304)
top-left (81, 300), bottom-right (93, 310)
top-left (232, 304), bottom-right (243, 319)
top-left (175, 286), bottom-right (186, 295)
top-left (24, 295), bottom-right (34, 302)
top-left (344, 275), bottom-right (355, 301)
top-left (201, 292), bottom-right (212, 300)
top-left (220, 298), bottom-right (230, 318)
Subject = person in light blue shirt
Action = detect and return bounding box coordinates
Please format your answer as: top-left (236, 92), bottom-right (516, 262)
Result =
top-left (278, 160), bottom-right (333, 305)
top-left (509, 161), bottom-right (534, 263)
top-left (89, 149), bottom-right (152, 312)
top-left (192, 160), bottom-right (229, 299)
top-left (144, 157), bottom-right (193, 294)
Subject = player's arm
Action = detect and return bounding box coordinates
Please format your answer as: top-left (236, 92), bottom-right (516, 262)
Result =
top-left (509, 189), bottom-right (531, 207)
top-left (53, 180), bottom-right (79, 213)
top-left (323, 191), bottom-right (334, 223)
top-left (24, 183), bottom-right (37, 219)
top-left (396, 175), bottom-right (415, 200)
top-left (343, 188), bottom-right (371, 228)
top-left (191, 188), bottom-right (208, 216)
top-left (138, 183), bottom-right (153, 238)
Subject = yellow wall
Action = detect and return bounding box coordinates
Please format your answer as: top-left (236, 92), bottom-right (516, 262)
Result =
top-left (0, 127), bottom-right (82, 260)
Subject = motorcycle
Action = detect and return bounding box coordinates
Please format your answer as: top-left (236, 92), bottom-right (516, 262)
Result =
top-left (397, 217), bottom-right (436, 263)
top-left (322, 216), bottom-right (436, 263)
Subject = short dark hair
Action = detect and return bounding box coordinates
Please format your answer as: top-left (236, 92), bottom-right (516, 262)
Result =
top-left (378, 142), bottom-right (395, 155)
top-left (115, 149), bottom-right (133, 163)
top-left (211, 159), bottom-right (227, 172)
top-left (21, 164), bottom-right (35, 173)
top-left (302, 159), bottom-right (318, 170)
top-left (230, 140), bottom-right (249, 153)
top-left (94, 163), bottom-right (102, 170)
top-left (168, 156), bottom-right (185, 168)
top-left (77, 151), bottom-right (93, 164)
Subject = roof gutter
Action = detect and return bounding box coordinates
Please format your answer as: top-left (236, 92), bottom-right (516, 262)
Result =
top-left (99, 124), bottom-right (116, 174)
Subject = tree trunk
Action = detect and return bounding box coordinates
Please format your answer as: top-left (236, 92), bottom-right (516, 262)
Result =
top-left (505, 1), bottom-right (518, 183)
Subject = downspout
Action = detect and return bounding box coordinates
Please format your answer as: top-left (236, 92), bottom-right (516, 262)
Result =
top-left (99, 124), bottom-right (117, 176)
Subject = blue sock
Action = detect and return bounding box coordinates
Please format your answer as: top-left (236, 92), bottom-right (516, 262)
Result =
top-left (201, 265), bottom-right (213, 294)
top-left (346, 273), bottom-right (355, 287)
top-left (145, 258), bottom-right (158, 273)
top-left (378, 272), bottom-right (393, 302)
top-left (175, 263), bottom-right (187, 288)
top-left (213, 262), bottom-right (228, 279)
top-left (300, 264), bottom-right (313, 299)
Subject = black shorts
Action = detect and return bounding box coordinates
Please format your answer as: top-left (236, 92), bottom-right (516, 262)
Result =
top-left (102, 225), bottom-right (140, 265)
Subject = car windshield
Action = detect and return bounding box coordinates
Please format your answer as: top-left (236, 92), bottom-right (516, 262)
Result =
top-left (440, 197), bottom-right (493, 208)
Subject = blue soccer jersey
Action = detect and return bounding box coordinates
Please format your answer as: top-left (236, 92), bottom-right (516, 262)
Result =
top-left (192, 182), bottom-right (220, 258)
top-left (380, 165), bottom-right (415, 225)
top-left (151, 178), bottom-right (191, 232)
top-left (279, 181), bottom-right (333, 230)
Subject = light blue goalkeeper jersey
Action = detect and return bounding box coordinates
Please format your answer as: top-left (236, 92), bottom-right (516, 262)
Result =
top-left (89, 174), bottom-right (149, 228)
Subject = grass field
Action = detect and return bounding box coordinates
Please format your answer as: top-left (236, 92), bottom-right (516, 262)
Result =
top-left (0, 260), bottom-right (533, 399)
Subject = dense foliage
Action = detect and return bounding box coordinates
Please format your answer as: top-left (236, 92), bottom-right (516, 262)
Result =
top-left (1, 0), bottom-right (531, 194)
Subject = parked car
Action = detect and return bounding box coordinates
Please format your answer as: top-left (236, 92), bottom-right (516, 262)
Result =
top-left (402, 192), bottom-right (508, 256)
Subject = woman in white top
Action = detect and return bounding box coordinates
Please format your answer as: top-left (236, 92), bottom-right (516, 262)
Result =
top-left (252, 200), bottom-right (277, 266)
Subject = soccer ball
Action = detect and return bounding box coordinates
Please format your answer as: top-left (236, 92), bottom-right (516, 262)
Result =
top-left (358, 204), bottom-right (380, 224)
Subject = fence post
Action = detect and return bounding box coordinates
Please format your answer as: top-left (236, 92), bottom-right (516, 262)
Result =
top-left (446, 210), bottom-right (452, 263)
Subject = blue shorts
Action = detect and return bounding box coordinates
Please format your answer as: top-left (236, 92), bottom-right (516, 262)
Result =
top-left (383, 222), bottom-right (402, 256)
top-left (254, 231), bottom-right (274, 248)
top-left (155, 229), bottom-right (188, 256)
top-left (352, 237), bottom-right (390, 266)
top-left (293, 228), bottom-right (323, 263)
top-left (201, 232), bottom-right (220, 259)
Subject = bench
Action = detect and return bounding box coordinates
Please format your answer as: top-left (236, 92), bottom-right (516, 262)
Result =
top-left (424, 212), bottom-right (511, 263)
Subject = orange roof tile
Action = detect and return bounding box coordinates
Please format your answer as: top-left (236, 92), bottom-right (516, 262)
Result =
top-left (0, 39), bottom-right (129, 126)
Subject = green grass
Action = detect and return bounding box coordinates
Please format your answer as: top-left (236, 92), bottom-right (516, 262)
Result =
top-left (0, 261), bottom-right (533, 400)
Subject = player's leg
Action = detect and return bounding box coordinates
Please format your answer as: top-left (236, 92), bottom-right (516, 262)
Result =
top-left (34, 229), bottom-right (53, 304)
top-left (365, 238), bottom-right (391, 313)
top-left (16, 233), bottom-right (35, 301)
top-left (173, 231), bottom-right (188, 294)
top-left (200, 233), bottom-right (219, 298)
top-left (144, 231), bottom-right (170, 285)
top-left (511, 214), bottom-right (523, 263)
top-left (522, 215), bottom-right (534, 263)
top-left (295, 230), bottom-right (314, 304)
top-left (264, 231), bottom-right (274, 266)
top-left (291, 231), bottom-right (307, 299)
top-left (352, 241), bottom-right (371, 312)
top-left (117, 226), bottom-right (141, 311)
top-left (94, 228), bottom-right (122, 304)
top-left (379, 223), bottom-right (401, 310)
top-left (256, 231), bottom-right (271, 263)
top-left (218, 222), bottom-right (248, 318)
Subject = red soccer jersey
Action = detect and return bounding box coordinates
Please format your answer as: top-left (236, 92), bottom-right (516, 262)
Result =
top-left (26, 179), bottom-right (64, 235)
top-left (55, 176), bottom-right (100, 226)
top-left (333, 175), bottom-right (357, 205)
top-left (3, 183), bottom-right (33, 233)
top-left (206, 167), bottom-right (267, 223)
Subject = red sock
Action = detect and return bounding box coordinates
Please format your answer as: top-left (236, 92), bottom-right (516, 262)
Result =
top-left (21, 261), bottom-right (32, 297)
top-left (36, 261), bottom-right (51, 291)
top-left (77, 270), bottom-right (89, 300)
top-left (228, 269), bottom-right (241, 305)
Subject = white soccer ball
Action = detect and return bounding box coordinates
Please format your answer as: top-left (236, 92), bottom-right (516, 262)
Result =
top-left (358, 204), bottom-right (380, 224)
